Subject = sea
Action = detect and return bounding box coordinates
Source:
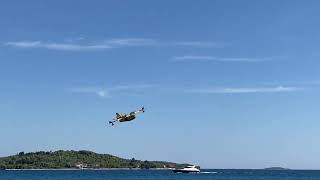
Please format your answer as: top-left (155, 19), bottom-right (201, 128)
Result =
top-left (1, 169), bottom-right (320, 180)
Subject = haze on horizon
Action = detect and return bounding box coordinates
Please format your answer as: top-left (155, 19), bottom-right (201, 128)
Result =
top-left (1, 0), bottom-right (320, 169)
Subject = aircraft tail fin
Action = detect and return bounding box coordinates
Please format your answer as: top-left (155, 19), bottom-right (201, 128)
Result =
top-left (141, 107), bottom-right (145, 113)
top-left (116, 113), bottom-right (121, 118)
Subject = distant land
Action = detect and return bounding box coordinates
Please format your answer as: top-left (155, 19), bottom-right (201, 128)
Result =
top-left (0, 150), bottom-right (189, 170)
top-left (264, 167), bottom-right (290, 170)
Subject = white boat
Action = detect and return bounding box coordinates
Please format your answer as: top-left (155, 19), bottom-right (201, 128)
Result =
top-left (172, 165), bottom-right (200, 173)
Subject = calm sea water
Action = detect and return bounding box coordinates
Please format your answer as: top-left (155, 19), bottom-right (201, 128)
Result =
top-left (1, 169), bottom-right (320, 180)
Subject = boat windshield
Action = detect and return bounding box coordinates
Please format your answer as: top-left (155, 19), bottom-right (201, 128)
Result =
top-left (185, 165), bottom-right (195, 168)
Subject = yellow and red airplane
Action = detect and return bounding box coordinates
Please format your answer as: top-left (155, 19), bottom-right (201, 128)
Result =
top-left (109, 107), bottom-right (145, 126)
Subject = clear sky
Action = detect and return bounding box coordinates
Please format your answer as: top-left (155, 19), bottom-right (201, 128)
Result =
top-left (1, 0), bottom-right (320, 169)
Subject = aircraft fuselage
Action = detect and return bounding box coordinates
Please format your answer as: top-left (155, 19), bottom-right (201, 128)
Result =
top-left (119, 115), bottom-right (136, 122)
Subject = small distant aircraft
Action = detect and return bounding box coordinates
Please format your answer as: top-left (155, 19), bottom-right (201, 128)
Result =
top-left (109, 107), bottom-right (145, 126)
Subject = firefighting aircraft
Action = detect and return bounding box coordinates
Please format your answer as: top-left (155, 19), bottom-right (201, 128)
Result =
top-left (109, 107), bottom-right (145, 126)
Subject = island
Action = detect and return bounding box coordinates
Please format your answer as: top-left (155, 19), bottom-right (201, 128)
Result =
top-left (0, 150), bottom-right (189, 170)
top-left (264, 167), bottom-right (290, 170)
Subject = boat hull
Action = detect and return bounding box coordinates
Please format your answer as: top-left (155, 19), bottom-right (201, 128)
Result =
top-left (172, 169), bottom-right (200, 173)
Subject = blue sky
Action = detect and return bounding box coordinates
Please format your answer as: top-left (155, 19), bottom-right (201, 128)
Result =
top-left (1, 0), bottom-right (320, 169)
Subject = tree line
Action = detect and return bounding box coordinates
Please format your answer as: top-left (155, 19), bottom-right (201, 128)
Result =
top-left (0, 150), bottom-right (185, 169)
